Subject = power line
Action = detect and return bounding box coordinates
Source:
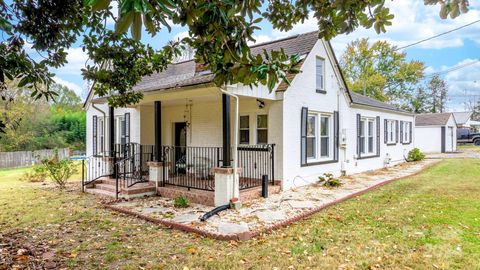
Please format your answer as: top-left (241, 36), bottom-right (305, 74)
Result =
top-left (396, 19), bottom-right (480, 51)
top-left (421, 60), bottom-right (480, 80)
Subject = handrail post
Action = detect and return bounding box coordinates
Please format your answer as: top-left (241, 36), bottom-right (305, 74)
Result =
top-left (115, 163), bottom-right (119, 200)
top-left (81, 159), bottom-right (85, 192)
top-left (271, 144), bottom-right (275, 185)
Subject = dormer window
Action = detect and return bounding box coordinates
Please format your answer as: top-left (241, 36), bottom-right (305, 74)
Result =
top-left (316, 57), bottom-right (325, 93)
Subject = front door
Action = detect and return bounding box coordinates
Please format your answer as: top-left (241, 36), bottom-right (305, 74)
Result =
top-left (174, 122), bottom-right (187, 173)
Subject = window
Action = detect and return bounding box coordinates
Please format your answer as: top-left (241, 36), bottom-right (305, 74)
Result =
top-left (402, 121), bottom-right (411, 143)
top-left (320, 116), bottom-right (329, 157)
top-left (256, 114), bottom-right (268, 144)
top-left (307, 115), bottom-right (317, 159)
top-left (386, 120), bottom-right (396, 144)
top-left (239, 115), bottom-right (250, 144)
top-left (316, 57), bottom-right (325, 91)
top-left (368, 120), bottom-right (374, 153)
top-left (115, 116), bottom-right (126, 144)
top-left (361, 117), bottom-right (375, 154)
top-left (308, 113), bottom-right (331, 160)
top-left (99, 118), bottom-right (104, 153)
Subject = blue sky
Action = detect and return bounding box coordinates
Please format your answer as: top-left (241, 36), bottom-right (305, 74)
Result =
top-left (51, 0), bottom-right (480, 112)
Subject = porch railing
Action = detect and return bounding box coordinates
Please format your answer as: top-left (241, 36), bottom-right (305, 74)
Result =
top-left (160, 144), bottom-right (275, 191)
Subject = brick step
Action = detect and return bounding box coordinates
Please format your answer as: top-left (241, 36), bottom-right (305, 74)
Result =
top-left (91, 181), bottom-right (156, 195)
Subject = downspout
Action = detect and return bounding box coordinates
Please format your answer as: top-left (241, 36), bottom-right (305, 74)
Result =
top-left (219, 86), bottom-right (239, 199)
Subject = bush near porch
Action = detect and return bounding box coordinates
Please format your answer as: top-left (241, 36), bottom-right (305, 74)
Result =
top-left (0, 159), bottom-right (479, 269)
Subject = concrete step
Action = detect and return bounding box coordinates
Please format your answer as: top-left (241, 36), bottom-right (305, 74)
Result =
top-left (85, 187), bottom-right (116, 198)
top-left (95, 183), bottom-right (117, 193)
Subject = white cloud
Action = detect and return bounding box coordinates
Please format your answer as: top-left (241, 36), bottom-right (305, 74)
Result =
top-left (53, 47), bottom-right (89, 77)
top-left (248, 35), bottom-right (272, 45)
top-left (173, 31), bottom-right (189, 41)
top-left (425, 59), bottom-right (480, 112)
top-left (258, 0), bottom-right (480, 54)
top-left (53, 76), bottom-right (83, 96)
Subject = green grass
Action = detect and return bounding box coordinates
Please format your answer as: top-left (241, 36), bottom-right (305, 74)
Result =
top-left (458, 144), bottom-right (480, 152)
top-left (1, 159), bottom-right (479, 269)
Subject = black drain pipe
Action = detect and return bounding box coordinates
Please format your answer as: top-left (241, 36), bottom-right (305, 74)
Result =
top-left (200, 204), bottom-right (231, 222)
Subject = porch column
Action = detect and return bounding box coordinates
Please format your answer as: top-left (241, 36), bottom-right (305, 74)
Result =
top-left (222, 94), bottom-right (231, 167)
top-left (154, 101), bottom-right (162, 161)
top-left (109, 106), bottom-right (116, 176)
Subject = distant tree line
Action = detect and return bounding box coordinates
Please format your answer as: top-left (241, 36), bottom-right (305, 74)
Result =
top-left (0, 82), bottom-right (85, 152)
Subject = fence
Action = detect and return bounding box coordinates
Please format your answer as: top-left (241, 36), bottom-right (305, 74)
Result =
top-left (0, 148), bottom-right (70, 169)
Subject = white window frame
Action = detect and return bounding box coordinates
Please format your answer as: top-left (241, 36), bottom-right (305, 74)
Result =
top-left (239, 115), bottom-right (250, 145)
top-left (386, 119), bottom-right (396, 144)
top-left (98, 118), bottom-right (104, 153)
top-left (361, 117), bottom-right (376, 155)
top-left (402, 121), bottom-right (410, 143)
top-left (115, 116), bottom-right (126, 144)
top-left (256, 114), bottom-right (268, 144)
top-left (316, 57), bottom-right (325, 92)
top-left (306, 114), bottom-right (317, 160)
top-left (307, 112), bottom-right (333, 161)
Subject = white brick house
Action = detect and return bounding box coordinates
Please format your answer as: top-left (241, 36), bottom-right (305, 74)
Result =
top-left (83, 31), bottom-right (415, 205)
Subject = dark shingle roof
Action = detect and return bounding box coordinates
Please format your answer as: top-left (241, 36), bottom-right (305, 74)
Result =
top-left (415, 113), bottom-right (452, 126)
top-left (349, 91), bottom-right (407, 113)
top-left (133, 31), bottom-right (320, 93)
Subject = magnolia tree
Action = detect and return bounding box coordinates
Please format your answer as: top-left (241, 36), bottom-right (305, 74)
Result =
top-left (0, 0), bottom-right (470, 135)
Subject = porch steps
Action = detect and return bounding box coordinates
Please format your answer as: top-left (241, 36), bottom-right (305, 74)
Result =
top-left (85, 179), bottom-right (157, 199)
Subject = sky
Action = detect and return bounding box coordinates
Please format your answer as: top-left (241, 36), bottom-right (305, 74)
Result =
top-left (52, 0), bottom-right (480, 112)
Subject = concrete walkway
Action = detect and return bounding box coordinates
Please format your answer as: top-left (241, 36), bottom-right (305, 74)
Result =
top-left (111, 159), bottom-right (439, 237)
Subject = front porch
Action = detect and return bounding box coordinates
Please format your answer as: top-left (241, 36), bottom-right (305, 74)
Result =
top-left (84, 86), bottom-right (282, 205)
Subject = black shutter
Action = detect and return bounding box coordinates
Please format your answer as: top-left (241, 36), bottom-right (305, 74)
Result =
top-left (384, 119), bottom-right (388, 144)
top-left (92, 115), bottom-right (98, 155)
top-left (409, 122), bottom-right (412, 143)
top-left (356, 114), bottom-right (361, 157)
top-left (400, 121), bottom-right (404, 143)
top-left (300, 107), bottom-right (308, 166)
top-left (334, 111), bottom-right (339, 161)
top-left (376, 116), bottom-right (380, 156)
top-left (125, 113), bottom-right (130, 144)
top-left (441, 126), bottom-right (446, 153)
top-left (395, 120), bottom-right (399, 143)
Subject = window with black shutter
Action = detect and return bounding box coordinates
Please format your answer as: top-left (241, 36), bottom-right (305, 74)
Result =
top-left (376, 116), bottom-right (380, 156)
top-left (356, 114), bottom-right (361, 157)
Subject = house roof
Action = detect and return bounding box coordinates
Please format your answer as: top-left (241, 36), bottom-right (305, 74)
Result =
top-left (349, 91), bottom-right (407, 113)
top-left (133, 31), bottom-right (320, 93)
top-left (415, 113), bottom-right (453, 126)
top-left (452, 111), bottom-right (473, 125)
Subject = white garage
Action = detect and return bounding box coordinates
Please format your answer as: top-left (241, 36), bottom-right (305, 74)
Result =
top-left (415, 113), bottom-right (457, 153)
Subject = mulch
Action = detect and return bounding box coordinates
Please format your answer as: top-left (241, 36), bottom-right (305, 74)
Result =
top-left (0, 230), bottom-right (64, 270)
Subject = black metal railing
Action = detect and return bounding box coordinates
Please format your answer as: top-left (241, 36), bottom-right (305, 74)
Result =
top-left (162, 146), bottom-right (221, 191)
top-left (114, 153), bottom-right (150, 198)
top-left (237, 144), bottom-right (275, 190)
top-left (81, 153), bottom-right (112, 189)
top-left (160, 144), bottom-right (275, 191)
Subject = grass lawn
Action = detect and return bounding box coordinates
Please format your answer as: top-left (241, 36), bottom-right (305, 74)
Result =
top-left (1, 159), bottom-right (479, 269)
top-left (458, 143), bottom-right (480, 152)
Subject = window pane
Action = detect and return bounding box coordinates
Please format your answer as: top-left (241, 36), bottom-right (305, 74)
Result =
top-left (257, 115), bottom-right (268, 129)
top-left (307, 138), bottom-right (316, 158)
top-left (360, 138), bottom-right (365, 153)
top-left (320, 116), bottom-right (329, 136)
top-left (240, 116), bottom-right (249, 129)
top-left (321, 137), bottom-right (329, 157)
top-left (257, 130), bottom-right (268, 144)
top-left (368, 137), bottom-right (374, 153)
top-left (307, 115), bottom-right (316, 136)
top-left (360, 120), bottom-right (365, 136)
top-left (240, 130), bottom-right (249, 144)
top-left (316, 58), bottom-right (324, 90)
top-left (368, 121), bottom-right (373, 136)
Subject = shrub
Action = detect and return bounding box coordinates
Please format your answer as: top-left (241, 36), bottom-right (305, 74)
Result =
top-left (41, 150), bottom-right (77, 190)
top-left (173, 196), bottom-right (189, 208)
top-left (318, 173), bottom-right (342, 187)
top-left (21, 165), bottom-right (48, 182)
top-left (407, 148), bottom-right (425, 162)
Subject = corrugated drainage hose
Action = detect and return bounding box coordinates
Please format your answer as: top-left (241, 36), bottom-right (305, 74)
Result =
top-left (199, 204), bottom-right (231, 222)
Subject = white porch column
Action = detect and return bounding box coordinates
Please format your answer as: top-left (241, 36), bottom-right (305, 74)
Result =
top-left (213, 167), bottom-right (241, 206)
top-left (148, 161), bottom-right (169, 188)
